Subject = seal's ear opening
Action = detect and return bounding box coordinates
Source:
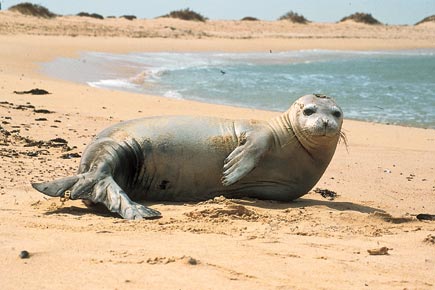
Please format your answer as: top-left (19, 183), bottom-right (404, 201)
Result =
top-left (32, 176), bottom-right (79, 197)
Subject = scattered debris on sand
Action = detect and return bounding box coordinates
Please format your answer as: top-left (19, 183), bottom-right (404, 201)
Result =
top-left (367, 247), bottom-right (391, 255)
top-left (13, 88), bottom-right (51, 95)
top-left (423, 235), bottom-right (435, 245)
top-left (370, 212), bottom-right (414, 224)
top-left (19, 250), bottom-right (30, 259)
top-left (314, 188), bottom-right (338, 200)
top-left (416, 214), bottom-right (435, 221)
top-left (145, 255), bottom-right (199, 265)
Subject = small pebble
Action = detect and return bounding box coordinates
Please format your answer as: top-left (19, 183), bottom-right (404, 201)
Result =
top-left (19, 250), bottom-right (30, 259)
top-left (186, 257), bottom-right (198, 265)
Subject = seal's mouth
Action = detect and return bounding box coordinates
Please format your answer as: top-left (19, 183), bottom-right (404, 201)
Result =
top-left (307, 120), bottom-right (340, 138)
top-left (296, 126), bottom-right (340, 148)
top-left (311, 130), bottom-right (339, 138)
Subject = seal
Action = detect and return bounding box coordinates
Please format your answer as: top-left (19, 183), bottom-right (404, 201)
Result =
top-left (32, 94), bottom-right (343, 220)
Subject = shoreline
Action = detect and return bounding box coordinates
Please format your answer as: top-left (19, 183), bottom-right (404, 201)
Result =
top-left (1, 22), bottom-right (435, 290)
top-left (41, 47), bottom-right (435, 129)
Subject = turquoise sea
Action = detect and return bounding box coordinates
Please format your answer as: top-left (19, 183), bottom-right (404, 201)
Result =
top-left (42, 49), bottom-right (435, 128)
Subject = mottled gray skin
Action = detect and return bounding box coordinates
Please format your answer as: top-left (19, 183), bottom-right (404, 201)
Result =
top-left (32, 94), bottom-right (343, 219)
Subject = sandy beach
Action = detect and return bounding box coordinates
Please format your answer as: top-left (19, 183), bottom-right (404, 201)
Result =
top-left (1, 11), bottom-right (435, 289)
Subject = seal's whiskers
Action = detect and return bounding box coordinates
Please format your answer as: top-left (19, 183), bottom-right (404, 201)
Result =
top-left (339, 131), bottom-right (349, 151)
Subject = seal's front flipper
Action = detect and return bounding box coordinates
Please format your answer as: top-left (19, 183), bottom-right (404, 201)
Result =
top-left (32, 176), bottom-right (79, 197)
top-left (222, 129), bottom-right (272, 186)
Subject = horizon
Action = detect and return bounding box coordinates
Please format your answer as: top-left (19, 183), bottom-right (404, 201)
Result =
top-left (1, 0), bottom-right (434, 25)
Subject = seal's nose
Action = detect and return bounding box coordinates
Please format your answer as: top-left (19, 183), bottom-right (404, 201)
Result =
top-left (321, 118), bottom-right (330, 136)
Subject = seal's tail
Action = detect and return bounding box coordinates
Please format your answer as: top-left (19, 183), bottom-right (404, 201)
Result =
top-left (32, 175), bottom-right (80, 198)
top-left (31, 174), bottom-right (161, 220)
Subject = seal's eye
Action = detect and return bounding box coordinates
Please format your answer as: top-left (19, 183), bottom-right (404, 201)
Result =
top-left (332, 111), bottom-right (342, 118)
top-left (303, 107), bottom-right (316, 116)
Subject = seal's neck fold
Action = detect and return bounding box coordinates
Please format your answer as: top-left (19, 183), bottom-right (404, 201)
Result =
top-left (267, 112), bottom-right (295, 148)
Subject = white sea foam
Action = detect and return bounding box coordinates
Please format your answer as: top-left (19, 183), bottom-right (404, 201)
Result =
top-left (163, 90), bottom-right (183, 100)
top-left (88, 79), bottom-right (139, 91)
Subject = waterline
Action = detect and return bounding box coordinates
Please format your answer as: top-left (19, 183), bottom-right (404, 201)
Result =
top-left (42, 49), bottom-right (435, 128)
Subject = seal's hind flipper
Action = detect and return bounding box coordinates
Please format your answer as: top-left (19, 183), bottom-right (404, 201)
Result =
top-left (32, 175), bottom-right (161, 220)
top-left (98, 177), bottom-right (161, 220)
top-left (32, 176), bottom-right (79, 197)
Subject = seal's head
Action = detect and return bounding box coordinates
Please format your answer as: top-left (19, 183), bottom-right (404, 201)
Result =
top-left (289, 94), bottom-right (343, 152)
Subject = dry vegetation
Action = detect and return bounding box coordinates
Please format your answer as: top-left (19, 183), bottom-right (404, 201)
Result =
top-left (6, 2), bottom-right (427, 27)
top-left (120, 15), bottom-right (137, 21)
top-left (1, 3), bottom-right (434, 41)
top-left (241, 16), bottom-right (259, 21)
top-left (340, 12), bottom-right (382, 25)
top-left (77, 12), bottom-right (104, 20)
top-left (160, 8), bottom-right (207, 22)
top-left (415, 15), bottom-right (435, 25)
top-left (278, 11), bottom-right (309, 24)
top-left (8, 2), bottom-right (56, 18)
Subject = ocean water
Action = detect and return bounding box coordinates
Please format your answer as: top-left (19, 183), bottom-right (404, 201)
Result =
top-left (42, 49), bottom-right (435, 128)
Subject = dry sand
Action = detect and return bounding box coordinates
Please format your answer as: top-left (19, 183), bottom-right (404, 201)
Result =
top-left (1, 12), bottom-right (435, 289)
